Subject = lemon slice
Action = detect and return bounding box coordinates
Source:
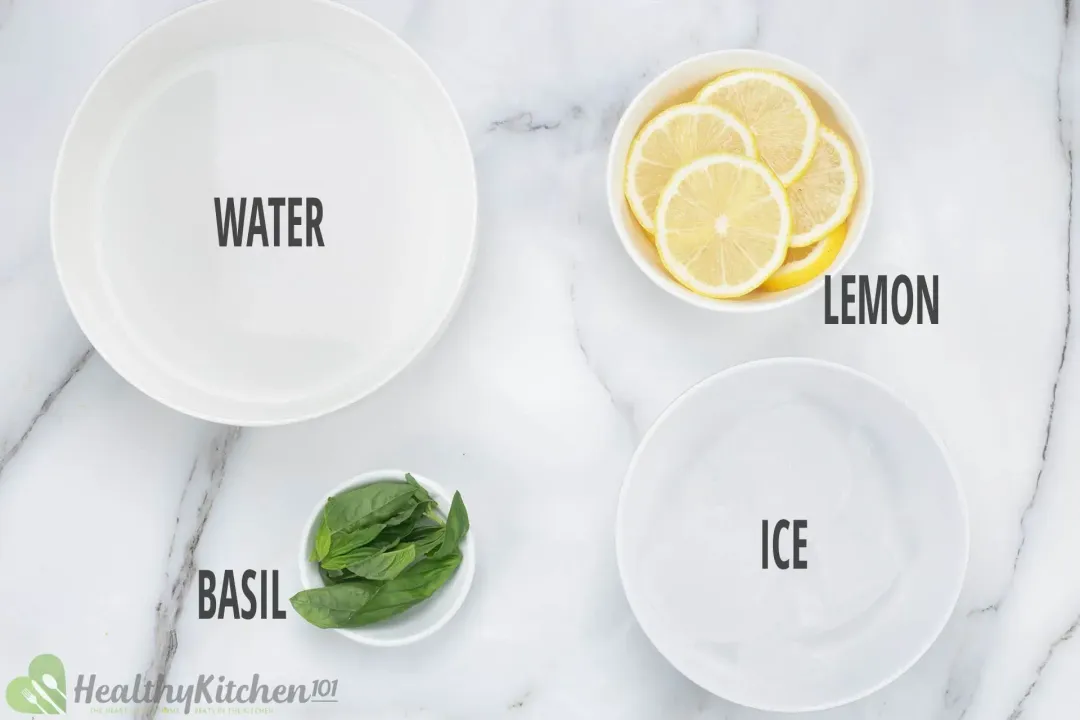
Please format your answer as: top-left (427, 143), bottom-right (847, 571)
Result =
top-left (625, 103), bottom-right (756, 233)
top-left (656, 154), bottom-right (791, 298)
top-left (696, 70), bottom-right (819, 186)
top-left (760, 223), bottom-right (847, 292)
top-left (787, 127), bottom-right (857, 247)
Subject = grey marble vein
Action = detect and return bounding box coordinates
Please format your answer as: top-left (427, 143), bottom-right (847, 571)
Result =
top-left (998, 7), bottom-right (1079, 714)
top-left (967, 0), bottom-right (1075, 620)
top-left (507, 690), bottom-right (531, 710)
top-left (1011, 0), bottom-right (1075, 574)
top-left (488, 110), bottom-right (563, 133)
top-left (747, 0), bottom-right (761, 47)
top-left (1007, 610), bottom-right (1080, 719)
top-left (0, 346), bottom-right (93, 481)
top-left (942, 6), bottom-right (1075, 716)
top-left (569, 276), bottom-right (639, 439)
top-left (139, 425), bottom-right (241, 720)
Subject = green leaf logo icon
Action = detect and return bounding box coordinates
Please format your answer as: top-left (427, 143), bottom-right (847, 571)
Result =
top-left (5, 654), bottom-right (66, 714)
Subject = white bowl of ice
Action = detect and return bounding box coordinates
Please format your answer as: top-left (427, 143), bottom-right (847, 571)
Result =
top-left (615, 358), bottom-right (968, 712)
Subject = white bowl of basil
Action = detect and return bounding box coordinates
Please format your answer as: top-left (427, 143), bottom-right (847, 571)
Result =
top-left (294, 469), bottom-right (475, 646)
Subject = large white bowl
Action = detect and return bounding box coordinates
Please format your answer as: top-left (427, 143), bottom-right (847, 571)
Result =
top-left (52, 0), bottom-right (476, 425)
top-left (607, 50), bottom-right (873, 312)
top-left (298, 470), bottom-right (476, 647)
top-left (616, 358), bottom-right (967, 711)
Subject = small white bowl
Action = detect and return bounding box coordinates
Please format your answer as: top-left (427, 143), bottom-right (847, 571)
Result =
top-left (297, 469), bottom-right (476, 646)
top-left (607, 49), bottom-right (874, 312)
top-left (616, 358), bottom-right (968, 711)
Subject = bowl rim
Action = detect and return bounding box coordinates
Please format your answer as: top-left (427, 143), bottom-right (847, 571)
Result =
top-left (614, 357), bottom-right (969, 711)
top-left (50, 0), bottom-right (479, 426)
top-left (297, 468), bottom-right (477, 647)
top-left (606, 49), bottom-right (874, 313)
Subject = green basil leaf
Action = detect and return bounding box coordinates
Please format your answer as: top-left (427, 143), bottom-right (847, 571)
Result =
top-left (325, 522), bottom-right (385, 559)
top-left (324, 482), bottom-right (418, 534)
top-left (369, 535), bottom-right (402, 553)
top-left (406, 525), bottom-right (445, 557)
top-left (323, 568), bottom-right (370, 585)
top-left (436, 491), bottom-right (470, 558)
top-left (347, 543), bottom-right (417, 581)
top-left (290, 582), bottom-right (382, 629)
top-left (346, 552), bottom-right (463, 627)
top-left (312, 512), bottom-right (332, 562)
top-left (320, 546), bottom-right (381, 571)
top-left (406, 474), bottom-right (435, 504)
top-left (320, 567), bottom-right (358, 586)
top-left (382, 497), bottom-right (420, 527)
top-left (372, 500), bottom-right (434, 546)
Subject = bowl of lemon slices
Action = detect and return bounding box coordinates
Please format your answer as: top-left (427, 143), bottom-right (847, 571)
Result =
top-left (607, 50), bottom-right (872, 311)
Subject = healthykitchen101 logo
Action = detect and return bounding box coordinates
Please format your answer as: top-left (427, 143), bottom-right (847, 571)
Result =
top-left (6, 654), bottom-right (339, 715)
top-left (5, 654), bottom-right (66, 714)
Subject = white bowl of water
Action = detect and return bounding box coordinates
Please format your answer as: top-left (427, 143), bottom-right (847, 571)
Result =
top-left (52, 0), bottom-right (476, 425)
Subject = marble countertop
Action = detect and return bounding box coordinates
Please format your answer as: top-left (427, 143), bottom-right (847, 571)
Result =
top-left (1, 0), bottom-right (1078, 718)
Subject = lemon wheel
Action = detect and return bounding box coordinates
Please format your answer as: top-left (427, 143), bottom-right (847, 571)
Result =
top-left (656, 154), bottom-right (791, 298)
top-left (624, 103), bottom-right (756, 233)
top-left (696, 70), bottom-right (819, 186)
top-left (787, 127), bottom-right (858, 247)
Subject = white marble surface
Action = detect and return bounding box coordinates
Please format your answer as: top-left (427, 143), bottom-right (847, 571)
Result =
top-left (1, 0), bottom-right (1078, 718)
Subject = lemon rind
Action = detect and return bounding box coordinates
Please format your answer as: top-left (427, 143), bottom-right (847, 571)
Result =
top-left (760, 224), bottom-right (847, 292)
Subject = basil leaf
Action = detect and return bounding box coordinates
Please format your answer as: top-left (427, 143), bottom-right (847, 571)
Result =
top-left (324, 482), bottom-right (418, 534)
top-left (371, 500), bottom-right (434, 546)
top-left (346, 552), bottom-right (463, 627)
top-left (289, 582), bottom-right (382, 628)
top-left (406, 525), bottom-right (445, 557)
top-left (324, 568), bottom-right (370, 584)
top-left (369, 535), bottom-right (402, 553)
top-left (311, 512), bottom-right (332, 562)
top-left (320, 567), bottom-right (361, 585)
top-left (436, 491), bottom-right (470, 557)
top-left (406, 474), bottom-right (434, 504)
top-left (382, 497), bottom-right (421, 527)
top-left (320, 546), bottom-right (381, 571)
top-left (347, 543), bottom-right (417, 581)
top-left (325, 522), bottom-right (385, 559)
